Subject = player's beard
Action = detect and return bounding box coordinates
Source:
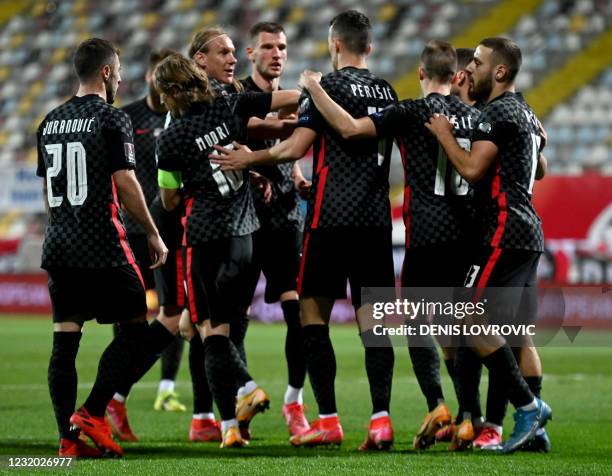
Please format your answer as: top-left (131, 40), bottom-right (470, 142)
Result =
top-left (469, 74), bottom-right (492, 103)
top-left (105, 76), bottom-right (117, 105)
top-left (257, 63), bottom-right (281, 82)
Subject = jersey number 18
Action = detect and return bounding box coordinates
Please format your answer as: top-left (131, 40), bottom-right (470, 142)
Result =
top-left (434, 138), bottom-right (470, 196)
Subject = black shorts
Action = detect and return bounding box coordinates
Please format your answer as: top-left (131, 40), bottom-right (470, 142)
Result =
top-left (464, 247), bottom-right (541, 328)
top-left (127, 233), bottom-right (154, 290)
top-left (150, 197), bottom-right (185, 308)
top-left (47, 264), bottom-right (147, 324)
top-left (401, 241), bottom-right (472, 287)
top-left (238, 227), bottom-right (302, 307)
top-left (298, 227), bottom-right (395, 308)
top-left (184, 235), bottom-right (253, 324)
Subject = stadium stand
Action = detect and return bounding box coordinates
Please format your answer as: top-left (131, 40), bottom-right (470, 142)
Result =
top-left (0, 0), bottom-right (610, 281)
top-left (544, 66), bottom-right (612, 174)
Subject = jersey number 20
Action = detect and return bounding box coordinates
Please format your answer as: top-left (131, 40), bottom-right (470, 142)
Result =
top-left (45, 142), bottom-right (87, 207)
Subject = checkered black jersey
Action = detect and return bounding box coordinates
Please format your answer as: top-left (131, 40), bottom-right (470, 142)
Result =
top-left (240, 76), bottom-right (304, 230)
top-left (297, 67), bottom-right (397, 229)
top-left (370, 93), bottom-right (480, 248)
top-left (156, 93), bottom-right (272, 245)
top-left (120, 98), bottom-right (166, 234)
top-left (36, 94), bottom-right (137, 269)
top-left (471, 92), bottom-right (545, 252)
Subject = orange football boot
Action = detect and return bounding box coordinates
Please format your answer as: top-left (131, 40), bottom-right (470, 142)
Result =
top-left (413, 402), bottom-right (452, 449)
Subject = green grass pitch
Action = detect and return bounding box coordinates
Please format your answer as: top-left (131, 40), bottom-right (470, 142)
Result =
top-left (0, 317), bottom-right (610, 475)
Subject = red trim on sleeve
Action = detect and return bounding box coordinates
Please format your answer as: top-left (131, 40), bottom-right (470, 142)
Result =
top-left (110, 178), bottom-right (144, 288)
top-left (311, 166), bottom-right (328, 230)
top-left (181, 197), bottom-right (194, 247)
top-left (311, 136), bottom-right (328, 230)
top-left (315, 136), bottom-right (325, 174)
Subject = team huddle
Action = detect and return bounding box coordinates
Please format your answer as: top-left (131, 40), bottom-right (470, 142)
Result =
top-left (36, 9), bottom-right (552, 458)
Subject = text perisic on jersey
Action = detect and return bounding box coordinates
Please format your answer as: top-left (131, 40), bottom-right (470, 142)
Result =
top-left (41, 117), bottom-right (95, 136)
top-left (195, 122), bottom-right (231, 151)
top-left (350, 83), bottom-right (394, 101)
top-left (452, 115), bottom-right (474, 130)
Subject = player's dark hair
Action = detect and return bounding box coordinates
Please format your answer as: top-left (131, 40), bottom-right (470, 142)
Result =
top-left (479, 37), bottom-right (522, 82)
top-left (73, 38), bottom-right (119, 83)
top-left (148, 48), bottom-right (176, 71)
top-left (329, 10), bottom-right (371, 55)
top-left (420, 40), bottom-right (457, 82)
top-left (456, 48), bottom-right (475, 70)
top-left (153, 53), bottom-right (215, 117)
top-left (249, 22), bottom-right (285, 44)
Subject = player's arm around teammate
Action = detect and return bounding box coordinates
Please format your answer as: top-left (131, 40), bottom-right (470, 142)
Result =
top-left (425, 38), bottom-right (552, 454)
top-left (298, 70), bottom-right (378, 140)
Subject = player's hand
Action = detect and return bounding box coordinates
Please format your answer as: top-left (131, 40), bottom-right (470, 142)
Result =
top-left (424, 113), bottom-right (453, 138)
top-left (292, 166), bottom-right (311, 198)
top-left (250, 171), bottom-right (273, 204)
top-left (210, 141), bottom-right (252, 171)
top-left (299, 70), bottom-right (322, 91)
top-left (147, 232), bottom-right (168, 270)
top-left (278, 107), bottom-right (298, 120)
top-left (537, 119), bottom-right (547, 148)
top-left (296, 178), bottom-right (312, 199)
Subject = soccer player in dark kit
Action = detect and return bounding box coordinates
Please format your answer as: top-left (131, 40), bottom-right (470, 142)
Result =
top-left (36, 38), bottom-right (168, 457)
top-left (211, 10), bottom-right (398, 449)
top-left (425, 37), bottom-right (552, 454)
top-left (299, 40), bottom-right (482, 450)
top-left (238, 21), bottom-right (311, 437)
top-left (105, 48), bottom-right (188, 444)
top-left (153, 53), bottom-right (299, 448)
top-left (183, 26), bottom-right (275, 442)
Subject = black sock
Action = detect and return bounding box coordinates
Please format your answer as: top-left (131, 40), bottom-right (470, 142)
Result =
top-left (84, 322), bottom-right (149, 417)
top-left (161, 335), bottom-right (184, 382)
top-left (444, 357), bottom-right (456, 386)
top-left (48, 332), bottom-right (82, 440)
top-left (189, 336), bottom-right (213, 414)
top-left (485, 369), bottom-right (509, 426)
top-left (115, 319), bottom-right (176, 397)
top-left (524, 376), bottom-right (542, 399)
top-left (481, 345), bottom-right (534, 410)
top-left (302, 325), bottom-right (337, 415)
top-left (229, 315), bottom-right (249, 366)
top-left (408, 339), bottom-right (443, 411)
top-left (281, 300), bottom-right (306, 389)
top-left (203, 335), bottom-right (237, 421)
top-left (361, 329), bottom-right (394, 414)
top-left (454, 347), bottom-right (483, 421)
top-left (229, 339), bottom-right (252, 388)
